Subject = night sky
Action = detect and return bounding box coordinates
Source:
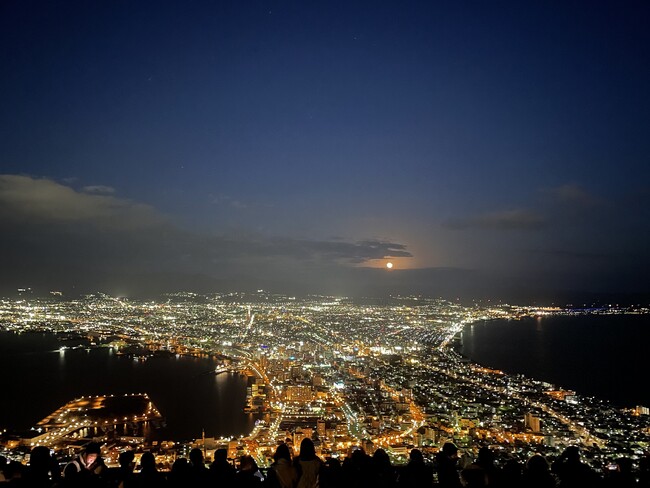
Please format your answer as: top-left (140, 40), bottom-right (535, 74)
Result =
top-left (1, 1), bottom-right (649, 301)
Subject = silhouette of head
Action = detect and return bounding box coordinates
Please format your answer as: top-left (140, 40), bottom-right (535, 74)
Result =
top-left (140, 452), bottom-right (156, 471)
top-left (349, 448), bottom-right (367, 464)
top-left (171, 457), bottom-right (189, 475)
top-left (214, 448), bottom-right (228, 463)
top-left (189, 448), bottom-right (204, 467)
top-left (274, 443), bottom-right (291, 462)
top-left (441, 443), bottom-right (459, 458)
top-left (526, 454), bottom-right (550, 474)
top-left (29, 446), bottom-right (52, 473)
top-left (239, 455), bottom-right (258, 473)
top-left (300, 438), bottom-right (316, 460)
top-left (409, 448), bottom-right (424, 463)
top-left (373, 448), bottom-right (390, 468)
top-left (564, 446), bottom-right (580, 463)
top-left (478, 447), bottom-right (494, 464)
top-left (118, 450), bottom-right (135, 468)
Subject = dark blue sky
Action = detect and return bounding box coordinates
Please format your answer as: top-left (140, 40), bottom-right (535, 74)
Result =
top-left (1, 1), bottom-right (649, 300)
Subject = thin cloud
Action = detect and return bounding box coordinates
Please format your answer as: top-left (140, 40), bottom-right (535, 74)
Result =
top-left (210, 194), bottom-right (249, 209)
top-left (443, 209), bottom-right (546, 231)
top-left (0, 174), bottom-right (162, 229)
top-left (525, 248), bottom-right (611, 260)
top-left (0, 175), bottom-right (413, 281)
top-left (210, 194), bottom-right (275, 210)
top-left (299, 239), bottom-right (412, 261)
top-left (544, 184), bottom-right (599, 207)
top-left (194, 236), bottom-right (412, 264)
top-left (82, 185), bottom-right (115, 195)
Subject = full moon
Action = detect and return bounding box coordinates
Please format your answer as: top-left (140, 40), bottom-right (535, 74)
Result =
top-left (386, 262), bottom-right (393, 269)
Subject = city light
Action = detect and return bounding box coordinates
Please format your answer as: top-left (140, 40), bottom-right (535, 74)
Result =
top-left (0, 294), bottom-right (647, 471)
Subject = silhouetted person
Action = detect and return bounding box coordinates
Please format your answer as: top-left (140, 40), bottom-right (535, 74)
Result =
top-left (236, 455), bottom-right (263, 488)
top-left (400, 448), bottom-right (433, 488)
top-left (320, 457), bottom-right (343, 488)
top-left (211, 448), bottom-right (236, 488)
top-left (168, 458), bottom-right (190, 488)
top-left (435, 443), bottom-right (461, 488)
top-left (110, 450), bottom-right (135, 488)
top-left (294, 438), bottom-right (322, 488)
top-left (134, 452), bottom-right (166, 488)
top-left (522, 454), bottom-right (556, 488)
top-left (500, 459), bottom-right (522, 488)
top-left (552, 446), bottom-right (598, 488)
top-left (371, 449), bottom-right (397, 488)
top-left (62, 442), bottom-right (107, 487)
top-left (22, 446), bottom-right (61, 488)
top-left (188, 448), bottom-right (211, 487)
top-left (475, 447), bottom-right (501, 487)
top-left (341, 447), bottom-right (372, 488)
top-left (265, 443), bottom-right (298, 488)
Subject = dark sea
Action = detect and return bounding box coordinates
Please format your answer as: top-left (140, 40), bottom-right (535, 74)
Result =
top-left (0, 331), bottom-right (257, 440)
top-left (460, 314), bottom-right (650, 408)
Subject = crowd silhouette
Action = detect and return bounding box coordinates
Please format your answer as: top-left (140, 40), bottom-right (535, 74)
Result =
top-left (1, 440), bottom-right (649, 487)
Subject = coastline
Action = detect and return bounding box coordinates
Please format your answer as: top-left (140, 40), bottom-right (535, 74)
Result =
top-left (453, 315), bottom-right (650, 409)
top-left (0, 330), bottom-right (257, 440)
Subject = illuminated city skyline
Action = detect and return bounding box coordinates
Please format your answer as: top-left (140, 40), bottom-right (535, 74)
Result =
top-left (1, 293), bottom-right (648, 469)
